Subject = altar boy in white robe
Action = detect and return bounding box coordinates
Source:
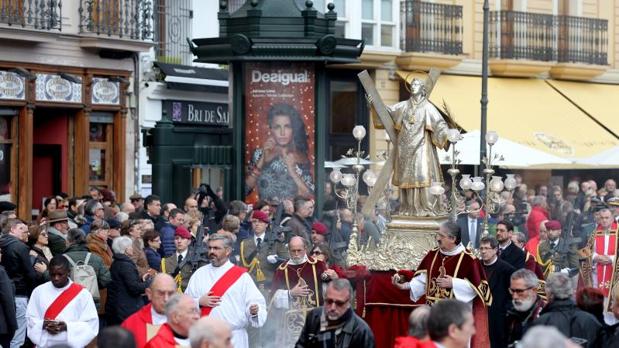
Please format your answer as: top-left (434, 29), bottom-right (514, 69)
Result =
top-left (26, 255), bottom-right (99, 348)
top-left (185, 234), bottom-right (267, 348)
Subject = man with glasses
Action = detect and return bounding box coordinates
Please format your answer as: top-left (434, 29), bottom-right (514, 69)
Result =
top-left (505, 269), bottom-right (546, 346)
top-left (479, 236), bottom-right (515, 348)
top-left (392, 221), bottom-right (492, 347)
top-left (296, 279), bottom-right (375, 348)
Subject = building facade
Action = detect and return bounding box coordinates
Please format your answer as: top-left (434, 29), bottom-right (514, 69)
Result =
top-left (0, 0), bottom-right (153, 219)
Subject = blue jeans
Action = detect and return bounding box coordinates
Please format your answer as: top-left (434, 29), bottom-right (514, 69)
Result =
top-left (10, 296), bottom-right (27, 348)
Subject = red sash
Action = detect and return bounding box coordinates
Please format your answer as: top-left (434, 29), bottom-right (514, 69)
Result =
top-left (201, 265), bottom-right (246, 316)
top-left (44, 283), bottom-right (84, 320)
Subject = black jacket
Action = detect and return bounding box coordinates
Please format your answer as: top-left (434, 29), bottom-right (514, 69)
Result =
top-left (0, 265), bottom-right (17, 336)
top-left (484, 258), bottom-right (515, 348)
top-left (499, 241), bottom-right (526, 270)
top-left (0, 234), bottom-right (40, 296)
top-left (532, 298), bottom-right (601, 348)
top-left (295, 307), bottom-right (375, 348)
top-left (105, 253), bottom-right (149, 325)
top-left (594, 322), bottom-right (619, 347)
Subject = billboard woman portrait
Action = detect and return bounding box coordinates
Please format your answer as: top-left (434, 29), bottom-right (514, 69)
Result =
top-left (245, 103), bottom-right (314, 204)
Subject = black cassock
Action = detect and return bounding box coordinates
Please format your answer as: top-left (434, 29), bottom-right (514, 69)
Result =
top-left (484, 258), bottom-right (516, 348)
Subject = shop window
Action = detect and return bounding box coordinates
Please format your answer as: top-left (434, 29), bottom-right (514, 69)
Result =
top-left (0, 116), bottom-right (13, 199)
top-left (89, 114), bottom-right (114, 189)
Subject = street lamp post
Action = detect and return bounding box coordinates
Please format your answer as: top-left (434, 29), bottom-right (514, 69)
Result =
top-left (480, 0), bottom-right (490, 164)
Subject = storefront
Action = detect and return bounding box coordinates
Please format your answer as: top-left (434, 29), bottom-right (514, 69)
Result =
top-left (0, 64), bottom-right (129, 219)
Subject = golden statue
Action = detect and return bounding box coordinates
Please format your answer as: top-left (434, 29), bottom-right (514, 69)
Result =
top-left (388, 77), bottom-right (450, 216)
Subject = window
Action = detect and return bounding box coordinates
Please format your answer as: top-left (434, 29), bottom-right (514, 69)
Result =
top-left (361, 0), bottom-right (397, 48)
top-left (89, 114), bottom-right (114, 188)
top-left (0, 115), bottom-right (14, 199)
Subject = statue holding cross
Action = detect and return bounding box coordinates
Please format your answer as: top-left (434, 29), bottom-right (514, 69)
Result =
top-left (360, 70), bottom-right (453, 217)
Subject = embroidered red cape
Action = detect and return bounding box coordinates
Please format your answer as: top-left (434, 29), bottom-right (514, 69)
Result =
top-left (271, 256), bottom-right (327, 306)
top-left (414, 247), bottom-right (492, 348)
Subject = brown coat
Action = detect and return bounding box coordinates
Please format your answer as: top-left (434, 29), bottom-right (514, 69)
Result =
top-left (86, 233), bottom-right (112, 267)
top-left (130, 238), bottom-right (150, 277)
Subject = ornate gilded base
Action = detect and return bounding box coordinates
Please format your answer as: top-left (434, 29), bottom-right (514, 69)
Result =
top-left (348, 215), bottom-right (448, 271)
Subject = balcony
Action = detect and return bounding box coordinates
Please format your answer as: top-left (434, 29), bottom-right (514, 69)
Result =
top-left (489, 10), bottom-right (608, 79)
top-left (397, 0), bottom-right (464, 71)
top-left (0, 0), bottom-right (62, 30)
top-left (78, 0), bottom-right (154, 54)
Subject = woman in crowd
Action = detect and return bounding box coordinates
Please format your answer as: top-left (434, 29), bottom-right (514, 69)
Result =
top-left (64, 228), bottom-right (112, 312)
top-left (245, 103), bottom-right (314, 203)
top-left (87, 219), bottom-right (113, 268)
top-left (142, 229), bottom-right (162, 272)
top-left (121, 220), bottom-right (151, 277)
top-left (28, 224), bottom-right (53, 263)
top-left (310, 242), bottom-right (346, 279)
top-left (106, 236), bottom-right (151, 325)
top-left (36, 196), bottom-right (58, 224)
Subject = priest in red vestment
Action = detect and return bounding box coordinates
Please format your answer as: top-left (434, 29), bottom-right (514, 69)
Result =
top-left (270, 236), bottom-right (328, 346)
top-left (392, 221), bottom-right (492, 348)
top-left (121, 273), bottom-right (177, 348)
top-left (145, 294), bottom-right (200, 348)
top-left (588, 208), bottom-right (619, 324)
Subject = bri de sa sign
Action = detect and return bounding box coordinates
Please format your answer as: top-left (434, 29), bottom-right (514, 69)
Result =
top-left (164, 100), bottom-right (230, 126)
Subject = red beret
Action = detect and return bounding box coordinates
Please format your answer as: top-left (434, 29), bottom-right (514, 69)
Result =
top-left (175, 226), bottom-right (192, 239)
top-left (545, 220), bottom-right (561, 231)
top-left (252, 210), bottom-right (270, 224)
top-left (312, 222), bottom-right (328, 235)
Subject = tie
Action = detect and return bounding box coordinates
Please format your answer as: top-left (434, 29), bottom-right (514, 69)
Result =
top-left (470, 219), bottom-right (476, 247)
top-left (256, 237), bottom-right (262, 249)
top-left (177, 254), bottom-right (183, 265)
top-left (498, 248), bottom-right (502, 257)
top-left (551, 241), bottom-right (557, 250)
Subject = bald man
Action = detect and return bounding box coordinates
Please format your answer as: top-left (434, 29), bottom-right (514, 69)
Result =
top-left (270, 236), bottom-right (327, 346)
top-left (145, 294), bottom-right (200, 347)
top-left (189, 317), bottom-right (232, 348)
top-left (122, 273), bottom-right (177, 348)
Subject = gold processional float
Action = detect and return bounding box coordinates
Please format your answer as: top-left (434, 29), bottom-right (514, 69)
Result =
top-left (343, 69), bottom-right (512, 270)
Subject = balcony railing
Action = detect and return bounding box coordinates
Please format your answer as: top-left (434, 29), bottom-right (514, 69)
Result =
top-left (0, 0), bottom-right (62, 30)
top-left (154, 0), bottom-right (192, 65)
top-left (490, 10), bottom-right (608, 65)
top-left (557, 15), bottom-right (607, 65)
top-left (401, 0), bottom-right (462, 55)
top-left (79, 0), bottom-right (153, 40)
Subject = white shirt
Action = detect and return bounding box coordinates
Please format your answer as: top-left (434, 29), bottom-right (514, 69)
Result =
top-left (185, 261), bottom-right (267, 348)
top-left (409, 244), bottom-right (477, 304)
top-left (26, 280), bottom-right (99, 348)
top-left (468, 217), bottom-right (478, 245)
top-left (176, 249), bottom-right (189, 261)
top-left (151, 306), bottom-right (167, 325)
top-left (254, 233), bottom-right (265, 246)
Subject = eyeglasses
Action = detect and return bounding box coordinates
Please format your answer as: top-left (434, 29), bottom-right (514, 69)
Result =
top-left (509, 286), bottom-right (534, 295)
top-left (325, 298), bottom-right (349, 307)
top-left (311, 251), bottom-right (323, 256)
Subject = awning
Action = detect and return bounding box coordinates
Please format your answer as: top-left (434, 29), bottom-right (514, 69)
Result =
top-left (154, 62), bottom-right (228, 93)
top-left (545, 79), bottom-right (619, 138)
top-left (396, 73), bottom-right (618, 166)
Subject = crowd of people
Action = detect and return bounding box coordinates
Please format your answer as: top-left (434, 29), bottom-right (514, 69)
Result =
top-left (0, 176), bottom-right (618, 348)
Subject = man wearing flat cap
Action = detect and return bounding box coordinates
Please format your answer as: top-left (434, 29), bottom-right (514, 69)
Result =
top-left (47, 210), bottom-right (70, 255)
top-left (538, 220), bottom-right (579, 278)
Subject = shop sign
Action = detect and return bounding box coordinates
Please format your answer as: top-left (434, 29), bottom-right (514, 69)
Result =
top-left (35, 73), bottom-right (82, 103)
top-left (164, 100), bottom-right (229, 126)
top-left (0, 71), bottom-right (25, 100)
top-left (92, 78), bottom-right (120, 105)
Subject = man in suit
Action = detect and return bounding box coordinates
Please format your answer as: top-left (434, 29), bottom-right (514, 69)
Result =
top-left (239, 210), bottom-right (288, 291)
top-left (479, 236), bottom-right (516, 348)
top-left (161, 226), bottom-right (202, 292)
top-left (457, 200), bottom-right (483, 249)
top-left (538, 220), bottom-right (580, 277)
top-left (497, 220), bottom-right (526, 269)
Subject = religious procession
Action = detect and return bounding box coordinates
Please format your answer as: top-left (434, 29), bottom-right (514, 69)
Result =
top-left (2, 1), bottom-right (619, 348)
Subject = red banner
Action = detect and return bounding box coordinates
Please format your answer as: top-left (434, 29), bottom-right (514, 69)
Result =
top-left (243, 62), bottom-right (315, 205)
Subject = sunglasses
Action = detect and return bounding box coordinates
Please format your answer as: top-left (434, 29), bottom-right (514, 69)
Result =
top-left (508, 286), bottom-right (534, 294)
top-left (325, 298), bottom-right (349, 307)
